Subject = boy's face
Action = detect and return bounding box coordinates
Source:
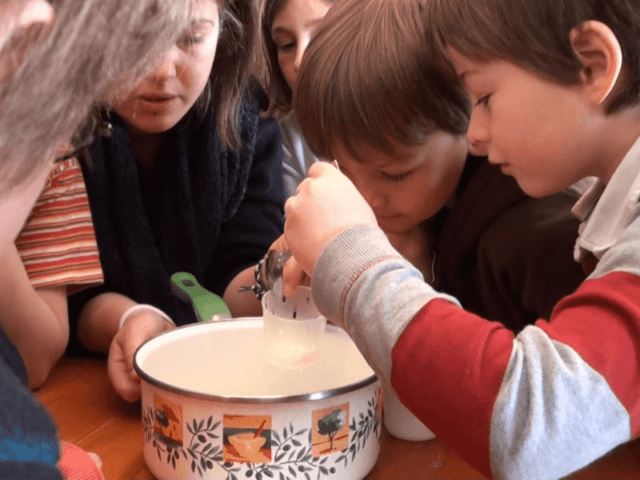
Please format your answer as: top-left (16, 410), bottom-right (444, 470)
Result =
top-left (333, 132), bottom-right (468, 235)
top-left (448, 47), bottom-right (600, 198)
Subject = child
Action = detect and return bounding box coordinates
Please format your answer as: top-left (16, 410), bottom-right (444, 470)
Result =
top-left (0, 0), bottom-right (193, 477)
top-left (283, 0), bottom-right (640, 478)
top-left (0, 151), bottom-right (105, 390)
top-left (260, 0), bottom-right (336, 196)
top-left (293, 0), bottom-right (585, 332)
top-left (68, 0), bottom-right (286, 403)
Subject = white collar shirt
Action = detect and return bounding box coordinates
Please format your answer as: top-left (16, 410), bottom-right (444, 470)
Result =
top-left (572, 134), bottom-right (640, 262)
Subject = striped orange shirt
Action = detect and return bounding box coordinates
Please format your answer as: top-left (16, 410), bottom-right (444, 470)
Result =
top-left (15, 158), bottom-right (103, 293)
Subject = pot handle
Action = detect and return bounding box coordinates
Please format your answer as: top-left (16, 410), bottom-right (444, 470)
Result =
top-left (170, 272), bottom-right (232, 322)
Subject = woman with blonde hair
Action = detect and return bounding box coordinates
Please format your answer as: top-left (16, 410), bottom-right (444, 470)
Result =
top-left (70, 0), bottom-right (286, 403)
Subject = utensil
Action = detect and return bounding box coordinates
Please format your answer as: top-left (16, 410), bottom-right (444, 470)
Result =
top-left (134, 319), bottom-right (382, 480)
top-left (263, 249), bottom-right (292, 301)
top-left (170, 272), bottom-right (232, 322)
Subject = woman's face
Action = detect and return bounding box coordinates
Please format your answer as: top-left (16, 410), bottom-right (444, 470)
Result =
top-left (0, 0), bottom-right (55, 249)
top-left (271, 0), bottom-right (331, 90)
top-left (112, 0), bottom-right (220, 134)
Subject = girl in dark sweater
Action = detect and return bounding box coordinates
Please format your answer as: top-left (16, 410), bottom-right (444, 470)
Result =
top-left (70, 0), bottom-right (285, 402)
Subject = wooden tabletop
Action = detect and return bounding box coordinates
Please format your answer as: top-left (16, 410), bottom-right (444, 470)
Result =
top-left (36, 357), bottom-right (640, 480)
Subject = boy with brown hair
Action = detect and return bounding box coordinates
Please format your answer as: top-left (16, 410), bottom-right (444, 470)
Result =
top-left (282, 0), bottom-right (640, 478)
top-left (293, 0), bottom-right (584, 332)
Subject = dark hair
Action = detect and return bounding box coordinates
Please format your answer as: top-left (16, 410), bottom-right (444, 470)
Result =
top-left (196, 0), bottom-right (259, 149)
top-left (294, 0), bottom-right (470, 162)
top-left (0, 0), bottom-right (193, 192)
top-left (426, 0), bottom-right (640, 114)
top-left (259, 0), bottom-right (337, 118)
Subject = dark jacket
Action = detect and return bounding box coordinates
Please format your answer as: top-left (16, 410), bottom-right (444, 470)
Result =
top-left (69, 92), bottom-right (285, 327)
top-left (431, 156), bottom-right (585, 332)
top-left (0, 327), bottom-right (63, 479)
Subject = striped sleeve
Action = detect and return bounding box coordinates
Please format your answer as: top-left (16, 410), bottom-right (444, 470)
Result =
top-left (15, 158), bottom-right (103, 293)
top-left (312, 224), bottom-right (640, 480)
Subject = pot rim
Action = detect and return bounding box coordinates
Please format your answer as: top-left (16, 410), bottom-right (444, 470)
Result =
top-left (133, 319), bottom-right (379, 404)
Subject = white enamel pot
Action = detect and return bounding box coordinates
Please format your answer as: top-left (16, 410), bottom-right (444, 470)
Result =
top-left (134, 318), bottom-right (382, 480)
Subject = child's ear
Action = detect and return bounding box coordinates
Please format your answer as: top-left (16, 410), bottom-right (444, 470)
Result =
top-left (569, 20), bottom-right (622, 106)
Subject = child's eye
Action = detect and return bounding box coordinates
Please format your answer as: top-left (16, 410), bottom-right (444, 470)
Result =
top-left (381, 171), bottom-right (411, 182)
top-left (276, 41), bottom-right (296, 53)
top-left (475, 94), bottom-right (491, 107)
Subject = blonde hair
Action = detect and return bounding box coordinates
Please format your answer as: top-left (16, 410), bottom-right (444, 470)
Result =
top-left (198, 0), bottom-right (260, 149)
top-left (0, 0), bottom-right (194, 193)
top-left (294, 0), bottom-right (470, 162)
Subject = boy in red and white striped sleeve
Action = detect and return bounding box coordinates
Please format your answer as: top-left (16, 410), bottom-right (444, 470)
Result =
top-left (282, 0), bottom-right (640, 478)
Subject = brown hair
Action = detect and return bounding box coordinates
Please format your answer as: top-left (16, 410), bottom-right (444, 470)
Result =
top-left (0, 0), bottom-right (193, 193)
top-left (426, 0), bottom-right (640, 114)
top-left (293, 0), bottom-right (470, 162)
top-left (259, 0), bottom-right (336, 118)
top-left (198, 0), bottom-right (260, 148)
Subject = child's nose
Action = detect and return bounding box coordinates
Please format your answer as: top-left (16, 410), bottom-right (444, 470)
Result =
top-left (466, 110), bottom-right (490, 153)
top-left (294, 37), bottom-right (311, 74)
top-left (362, 186), bottom-right (388, 211)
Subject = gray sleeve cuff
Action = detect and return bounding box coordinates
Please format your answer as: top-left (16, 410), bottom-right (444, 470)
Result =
top-left (311, 224), bottom-right (461, 381)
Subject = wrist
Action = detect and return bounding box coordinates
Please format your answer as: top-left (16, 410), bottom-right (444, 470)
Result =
top-left (239, 253), bottom-right (269, 300)
top-left (118, 304), bottom-right (175, 331)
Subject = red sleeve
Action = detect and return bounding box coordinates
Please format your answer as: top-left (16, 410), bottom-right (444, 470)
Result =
top-left (391, 299), bottom-right (513, 478)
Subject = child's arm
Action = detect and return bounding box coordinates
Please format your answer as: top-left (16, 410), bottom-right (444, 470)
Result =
top-left (0, 245), bottom-right (69, 389)
top-left (285, 163), bottom-right (639, 480)
top-left (223, 266), bottom-right (263, 317)
top-left (77, 292), bottom-right (175, 402)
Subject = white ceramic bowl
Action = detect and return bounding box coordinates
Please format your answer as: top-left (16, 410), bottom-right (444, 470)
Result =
top-left (134, 318), bottom-right (382, 480)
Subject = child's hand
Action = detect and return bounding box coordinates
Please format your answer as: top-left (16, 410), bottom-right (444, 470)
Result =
top-left (107, 309), bottom-right (174, 402)
top-left (268, 235), bottom-right (310, 297)
top-left (284, 162), bottom-right (378, 276)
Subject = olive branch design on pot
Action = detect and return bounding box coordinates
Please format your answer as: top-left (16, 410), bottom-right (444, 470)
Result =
top-left (334, 395), bottom-right (382, 468)
top-left (143, 407), bottom-right (241, 479)
top-left (142, 390), bottom-right (381, 480)
top-left (143, 405), bottom-right (190, 471)
top-left (185, 415), bottom-right (242, 478)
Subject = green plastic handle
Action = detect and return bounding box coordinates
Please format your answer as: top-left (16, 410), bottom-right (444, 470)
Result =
top-left (170, 272), bottom-right (232, 322)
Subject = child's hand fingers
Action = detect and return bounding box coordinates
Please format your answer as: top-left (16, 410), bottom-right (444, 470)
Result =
top-left (107, 331), bottom-right (141, 402)
top-left (108, 311), bottom-right (173, 402)
top-left (284, 164), bottom-right (377, 275)
top-left (306, 160), bottom-right (340, 179)
top-left (282, 257), bottom-right (309, 296)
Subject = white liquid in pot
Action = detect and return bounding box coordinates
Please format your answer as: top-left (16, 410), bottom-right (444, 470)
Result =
top-left (137, 320), bottom-right (374, 398)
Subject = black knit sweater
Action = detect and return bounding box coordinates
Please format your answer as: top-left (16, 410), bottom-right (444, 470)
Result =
top-left (431, 156), bottom-right (586, 333)
top-left (69, 93), bottom-right (285, 327)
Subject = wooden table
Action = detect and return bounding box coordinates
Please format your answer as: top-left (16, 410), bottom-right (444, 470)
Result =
top-left (36, 357), bottom-right (640, 480)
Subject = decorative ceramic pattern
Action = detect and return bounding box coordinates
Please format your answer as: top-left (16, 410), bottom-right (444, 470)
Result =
top-left (142, 387), bottom-right (382, 480)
